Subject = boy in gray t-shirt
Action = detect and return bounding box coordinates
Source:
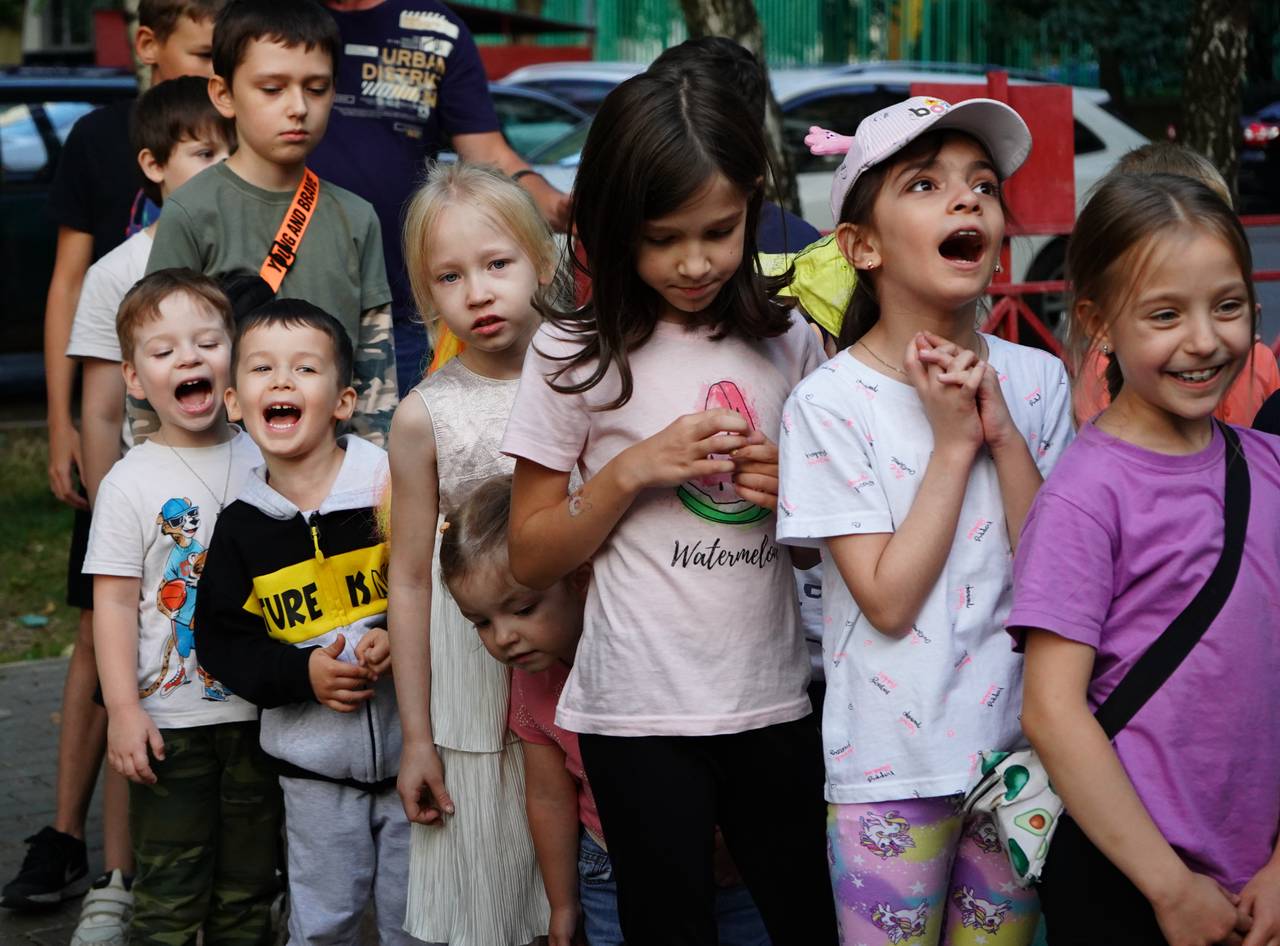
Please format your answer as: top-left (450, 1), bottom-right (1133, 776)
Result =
top-left (147, 0), bottom-right (398, 445)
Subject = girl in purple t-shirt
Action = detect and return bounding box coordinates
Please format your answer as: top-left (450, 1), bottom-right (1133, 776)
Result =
top-left (1013, 173), bottom-right (1280, 946)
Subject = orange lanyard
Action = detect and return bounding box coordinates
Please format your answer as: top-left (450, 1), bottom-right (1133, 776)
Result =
top-left (259, 168), bottom-right (321, 292)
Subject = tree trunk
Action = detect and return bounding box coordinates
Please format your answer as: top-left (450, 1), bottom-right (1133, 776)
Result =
top-left (1181, 0), bottom-right (1249, 197)
top-left (678, 0), bottom-right (801, 214)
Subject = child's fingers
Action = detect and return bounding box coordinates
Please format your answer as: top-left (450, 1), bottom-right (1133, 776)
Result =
top-left (133, 744), bottom-right (156, 785)
top-left (733, 482), bottom-right (778, 510)
top-left (731, 443), bottom-right (779, 464)
top-left (148, 726), bottom-right (165, 763)
top-left (732, 460), bottom-right (779, 480)
top-left (687, 458), bottom-right (737, 481)
top-left (695, 433), bottom-right (750, 457)
top-left (687, 409), bottom-right (751, 438)
top-left (732, 471), bottom-right (779, 495)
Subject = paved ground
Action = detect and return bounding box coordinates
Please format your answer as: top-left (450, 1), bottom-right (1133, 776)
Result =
top-left (0, 658), bottom-right (101, 946)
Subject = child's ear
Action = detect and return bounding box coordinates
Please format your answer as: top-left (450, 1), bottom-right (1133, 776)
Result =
top-left (208, 75), bottom-right (236, 121)
top-left (835, 221), bottom-right (880, 272)
top-left (333, 385), bottom-right (357, 423)
top-left (1074, 300), bottom-right (1108, 352)
top-left (135, 25), bottom-right (159, 66)
top-left (138, 148), bottom-right (165, 188)
top-left (121, 361), bottom-right (145, 402)
top-left (224, 385), bottom-right (244, 423)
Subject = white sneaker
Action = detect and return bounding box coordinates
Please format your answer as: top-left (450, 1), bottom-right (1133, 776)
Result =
top-left (70, 870), bottom-right (132, 946)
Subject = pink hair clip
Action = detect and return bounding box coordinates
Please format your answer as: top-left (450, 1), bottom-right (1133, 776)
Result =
top-left (805, 125), bottom-right (855, 157)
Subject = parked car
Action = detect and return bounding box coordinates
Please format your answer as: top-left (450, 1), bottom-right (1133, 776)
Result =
top-left (0, 74), bottom-right (584, 389)
top-left (1240, 95), bottom-right (1280, 214)
top-left (0, 67), bottom-right (137, 376)
top-left (507, 62), bottom-right (1150, 336)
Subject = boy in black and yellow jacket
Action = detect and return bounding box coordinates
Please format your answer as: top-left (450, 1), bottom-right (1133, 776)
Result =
top-left (194, 300), bottom-right (415, 946)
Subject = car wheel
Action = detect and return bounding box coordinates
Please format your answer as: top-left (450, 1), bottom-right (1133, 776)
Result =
top-left (1022, 238), bottom-right (1069, 345)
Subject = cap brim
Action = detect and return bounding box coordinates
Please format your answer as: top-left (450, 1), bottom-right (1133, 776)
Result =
top-left (930, 98), bottom-right (1032, 179)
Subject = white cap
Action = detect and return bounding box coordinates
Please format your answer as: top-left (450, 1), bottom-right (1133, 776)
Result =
top-left (824, 95), bottom-right (1032, 223)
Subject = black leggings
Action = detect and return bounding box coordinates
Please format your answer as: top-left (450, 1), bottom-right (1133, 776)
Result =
top-left (1038, 816), bottom-right (1167, 945)
top-left (579, 715), bottom-right (837, 946)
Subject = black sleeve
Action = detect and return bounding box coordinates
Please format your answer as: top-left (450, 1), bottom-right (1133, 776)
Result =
top-left (195, 511), bottom-right (317, 708)
top-left (47, 108), bottom-right (99, 233)
top-left (1253, 390), bottom-right (1280, 436)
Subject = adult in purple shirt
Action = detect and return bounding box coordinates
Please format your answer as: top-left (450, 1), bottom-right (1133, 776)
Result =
top-left (312, 0), bottom-right (568, 395)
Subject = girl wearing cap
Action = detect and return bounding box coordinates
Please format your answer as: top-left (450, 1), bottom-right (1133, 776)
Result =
top-left (776, 97), bottom-right (1074, 944)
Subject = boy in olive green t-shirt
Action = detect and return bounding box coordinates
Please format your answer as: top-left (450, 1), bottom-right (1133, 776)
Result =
top-left (147, 0), bottom-right (398, 444)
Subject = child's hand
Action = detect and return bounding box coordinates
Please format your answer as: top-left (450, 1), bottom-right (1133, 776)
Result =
top-left (731, 430), bottom-right (779, 509)
top-left (106, 704), bottom-right (164, 785)
top-left (355, 628), bottom-right (392, 679)
top-left (397, 739), bottom-right (455, 825)
top-left (1153, 870), bottom-right (1247, 946)
top-left (548, 903), bottom-right (585, 946)
top-left (308, 635), bottom-right (374, 713)
top-left (621, 410), bottom-right (751, 492)
top-left (1240, 859), bottom-right (1280, 946)
top-left (975, 364), bottom-right (1022, 453)
top-left (903, 333), bottom-right (983, 457)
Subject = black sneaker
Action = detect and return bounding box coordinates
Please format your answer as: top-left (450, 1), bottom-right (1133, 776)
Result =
top-left (0, 826), bottom-right (90, 910)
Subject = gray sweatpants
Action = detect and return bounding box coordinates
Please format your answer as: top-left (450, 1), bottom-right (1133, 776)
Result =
top-left (280, 776), bottom-right (418, 946)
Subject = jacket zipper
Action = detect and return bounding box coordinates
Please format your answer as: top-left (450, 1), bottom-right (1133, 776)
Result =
top-left (308, 512), bottom-right (378, 780)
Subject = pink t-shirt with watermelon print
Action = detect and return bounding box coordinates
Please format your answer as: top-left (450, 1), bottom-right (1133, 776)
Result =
top-left (502, 317), bottom-right (823, 737)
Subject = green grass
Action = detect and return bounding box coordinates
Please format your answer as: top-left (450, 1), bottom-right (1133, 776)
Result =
top-left (0, 428), bottom-right (80, 663)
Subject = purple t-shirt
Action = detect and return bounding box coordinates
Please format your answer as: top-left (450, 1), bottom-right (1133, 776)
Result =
top-left (310, 0), bottom-right (499, 327)
top-left (1008, 421), bottom-right (1280, 891)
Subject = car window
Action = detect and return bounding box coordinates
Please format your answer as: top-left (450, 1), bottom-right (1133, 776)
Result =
top-left (783, 89), bottom-right (904, 172)
top-left (513, 79), bottom-right (617, 114)
top-left (529, 121), bottom-right (589, 166)
top-left (1, 101), bottom-right (96, 183)
top-left (492, 93), bottom-right (584, 160)
top-left (1073, 119), bottom-right (1105, 155)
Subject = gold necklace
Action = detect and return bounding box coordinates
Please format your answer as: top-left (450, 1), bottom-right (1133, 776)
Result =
top-left (859, 340), bottom-right (906, 376)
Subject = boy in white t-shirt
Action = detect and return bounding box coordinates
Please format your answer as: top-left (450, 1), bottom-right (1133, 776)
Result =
top-left (68, 75), bottom-right (233, 490)
top-left (83, 269), bottom-right (281, 942)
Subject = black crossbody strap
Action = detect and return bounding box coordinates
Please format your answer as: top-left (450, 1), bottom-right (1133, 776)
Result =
top-left (1094, 422), bottom-right (1250, 740)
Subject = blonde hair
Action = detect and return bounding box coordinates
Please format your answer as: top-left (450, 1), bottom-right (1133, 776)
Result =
top-left (402, 162), bottom-right (562, 347)
top-left (1108, 142), bottom-right (1233, 208)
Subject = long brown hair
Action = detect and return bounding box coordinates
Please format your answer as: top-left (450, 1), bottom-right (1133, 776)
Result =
top-left (543, 66), bottom-right (793, 411)
top-left (834, 130), bottom-right (1011, 351)
top-left (1066, 173), bottom-right (1256, 400)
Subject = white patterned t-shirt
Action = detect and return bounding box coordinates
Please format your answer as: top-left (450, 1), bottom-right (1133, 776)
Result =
top-left (776, 334), bottom-right (1074, 803)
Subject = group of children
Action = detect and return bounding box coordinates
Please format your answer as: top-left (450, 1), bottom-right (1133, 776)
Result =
top-left (8, 0), bottom-right (1280, 943)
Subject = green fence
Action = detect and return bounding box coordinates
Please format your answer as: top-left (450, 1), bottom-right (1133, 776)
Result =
top-left (470, 0), bottom-right (1102, 87)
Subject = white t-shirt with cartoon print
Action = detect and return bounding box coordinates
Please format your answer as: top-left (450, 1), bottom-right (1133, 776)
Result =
top-left (776, 334), bottom-right (1074, 804)
top-left (83, 431), bottom-right (261, 729)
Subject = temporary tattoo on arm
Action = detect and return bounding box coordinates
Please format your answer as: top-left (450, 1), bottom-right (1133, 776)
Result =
top-left (567, 486), bottom-right (590, 518)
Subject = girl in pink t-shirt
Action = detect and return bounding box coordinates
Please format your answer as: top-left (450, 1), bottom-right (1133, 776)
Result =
top-left (439, 475), bottom-right (771, 946)
top-left (502, 68), bottom-right (836, 942)
top-left (1013, 174), bottom-right (1280, 946)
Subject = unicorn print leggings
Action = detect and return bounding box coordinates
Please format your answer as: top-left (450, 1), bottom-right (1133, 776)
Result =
top-left (828, 795), bottom-right (1039, 945)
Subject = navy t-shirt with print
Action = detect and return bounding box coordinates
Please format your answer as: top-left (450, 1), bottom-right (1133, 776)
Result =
top-left (311, 0), bottom-right (499, 386)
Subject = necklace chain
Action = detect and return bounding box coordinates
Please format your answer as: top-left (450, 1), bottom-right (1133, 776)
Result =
top-left (858, 335), bottom-right (989, 378)
top-left (859, 340), bottom-right (907, 376)
top-left (156, 433), bottom-right (234, 512)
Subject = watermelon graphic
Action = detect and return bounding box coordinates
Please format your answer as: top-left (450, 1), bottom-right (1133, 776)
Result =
top-left (676, 380), bottom-right (770, 525)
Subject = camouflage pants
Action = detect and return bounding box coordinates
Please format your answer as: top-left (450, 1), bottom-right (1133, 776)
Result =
top-left (128, 720), bottom-right (282, 946)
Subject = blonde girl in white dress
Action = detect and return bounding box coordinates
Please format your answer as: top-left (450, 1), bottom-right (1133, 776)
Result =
top-left (387, 161), bottom-right (561, 945)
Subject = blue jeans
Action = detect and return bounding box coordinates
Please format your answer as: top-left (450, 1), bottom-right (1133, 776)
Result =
top-left (577, 831), bottom-right (771, 946)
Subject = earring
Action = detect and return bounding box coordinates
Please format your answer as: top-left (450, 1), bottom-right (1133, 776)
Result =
top-left (994, 262), bottom-right (1003, 273)
top-left (863, 260), bottom-right (877, 270)
top-left (1100, 343), bottom-right (1111, 355)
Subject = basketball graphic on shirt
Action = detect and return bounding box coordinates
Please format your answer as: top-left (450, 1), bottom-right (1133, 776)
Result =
top-left (159, 578), bottom-right (187, 613)
top-left (676, 380), bottom-right (770, 525)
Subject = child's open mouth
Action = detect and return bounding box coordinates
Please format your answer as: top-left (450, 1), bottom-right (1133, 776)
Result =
top-left (264, 403), bottom-right (302, 430)
top-left (471, 315), bottom-right (506, 338)
top-left (174, 378), bottom-right (214, 414)
top-left (938, 229), bottom-right (986, 265)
